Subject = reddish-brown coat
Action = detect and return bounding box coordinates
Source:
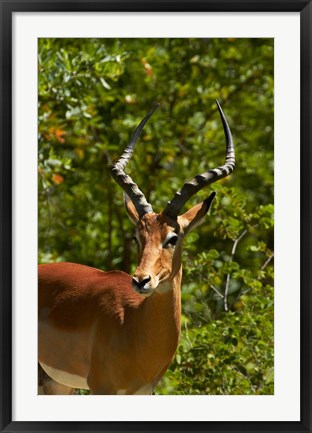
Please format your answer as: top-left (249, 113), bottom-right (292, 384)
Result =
top-left (38, 262), bottom-right (181, 394)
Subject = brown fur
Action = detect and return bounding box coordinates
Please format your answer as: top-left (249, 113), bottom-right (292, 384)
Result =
top-left (38, 261), bottom-right (181, 394)
top-left (39, 200), bottom-right (212, 395)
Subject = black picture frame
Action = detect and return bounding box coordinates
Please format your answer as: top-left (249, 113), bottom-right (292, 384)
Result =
top-left (1, 1), bottom-right (311, 432)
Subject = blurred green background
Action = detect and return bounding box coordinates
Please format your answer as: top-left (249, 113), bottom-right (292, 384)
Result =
top-left (38, 38), bottom-right (274, 395)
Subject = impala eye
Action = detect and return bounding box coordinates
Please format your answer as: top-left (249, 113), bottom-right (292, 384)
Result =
top-left (163, 235), bottom-right (178, 249)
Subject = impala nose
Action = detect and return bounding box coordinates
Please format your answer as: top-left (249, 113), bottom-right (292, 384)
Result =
top-left (132, 275), bottom-right (151, 292)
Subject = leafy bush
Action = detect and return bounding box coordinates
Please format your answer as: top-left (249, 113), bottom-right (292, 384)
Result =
top-left (38, 37), bottom-right (274, 394)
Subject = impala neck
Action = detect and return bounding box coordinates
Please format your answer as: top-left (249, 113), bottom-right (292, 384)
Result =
top-left (142, 265), bottom-right (183, 338)
top-left (154, 265), bottom-right (182, 301)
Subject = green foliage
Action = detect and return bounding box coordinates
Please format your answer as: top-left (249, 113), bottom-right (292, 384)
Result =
top-left (38, 37), bottom-right (274, 395)
top-left (157, 283), bottom-right (274, 395)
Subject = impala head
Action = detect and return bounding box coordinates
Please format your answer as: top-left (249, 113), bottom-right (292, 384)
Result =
top-left (109, 101), bottom-right (235, 297)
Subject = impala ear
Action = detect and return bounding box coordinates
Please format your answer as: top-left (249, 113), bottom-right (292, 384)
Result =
top-left (124, 194), bottom-right (140, 224)
top-left (178, 192), bottom-right (216, 234)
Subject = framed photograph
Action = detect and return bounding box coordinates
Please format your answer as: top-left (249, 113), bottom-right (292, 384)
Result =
top-left (1, 1), bottom-right (311, 432)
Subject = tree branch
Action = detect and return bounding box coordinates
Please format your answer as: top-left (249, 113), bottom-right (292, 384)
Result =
top-left (223, 226), bottom-right (257, 312)
top-left (261, 252), bottom-right (274, 271)
top-left (210, 284), bottom-right (224, 299)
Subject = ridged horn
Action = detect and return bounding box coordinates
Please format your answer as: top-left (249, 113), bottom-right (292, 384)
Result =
top-left (164, 100), bottom-right (235, 219)
top-left (109, 103), bottom-right (159, 217)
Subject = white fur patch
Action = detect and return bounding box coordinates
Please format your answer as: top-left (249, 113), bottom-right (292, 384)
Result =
top-left (40, 362), bottom-right (89, 390)
top-left (116, 384), bottom-right (153, 395)
top-left (134, 384), bottom-right (153, 395)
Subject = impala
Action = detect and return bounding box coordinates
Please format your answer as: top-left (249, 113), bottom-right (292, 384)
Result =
top-left (38, 101), bottom-right (235, 395)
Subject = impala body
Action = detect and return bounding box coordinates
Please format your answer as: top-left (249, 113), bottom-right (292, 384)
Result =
top-left (38, 101), bottom-right (235, 395)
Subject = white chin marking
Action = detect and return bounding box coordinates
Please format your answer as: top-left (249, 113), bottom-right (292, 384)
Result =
top-left (140, 291), bottom-right (153, 298)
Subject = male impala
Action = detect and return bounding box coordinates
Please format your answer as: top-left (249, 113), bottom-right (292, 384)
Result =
top-left (38, 101), bottom-right (235, 395)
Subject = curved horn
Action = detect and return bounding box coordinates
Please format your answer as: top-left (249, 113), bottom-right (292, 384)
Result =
top-left (164, 100), bottom-right (235, 219)
top-left (109, 103), bottom-right (159, 217)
